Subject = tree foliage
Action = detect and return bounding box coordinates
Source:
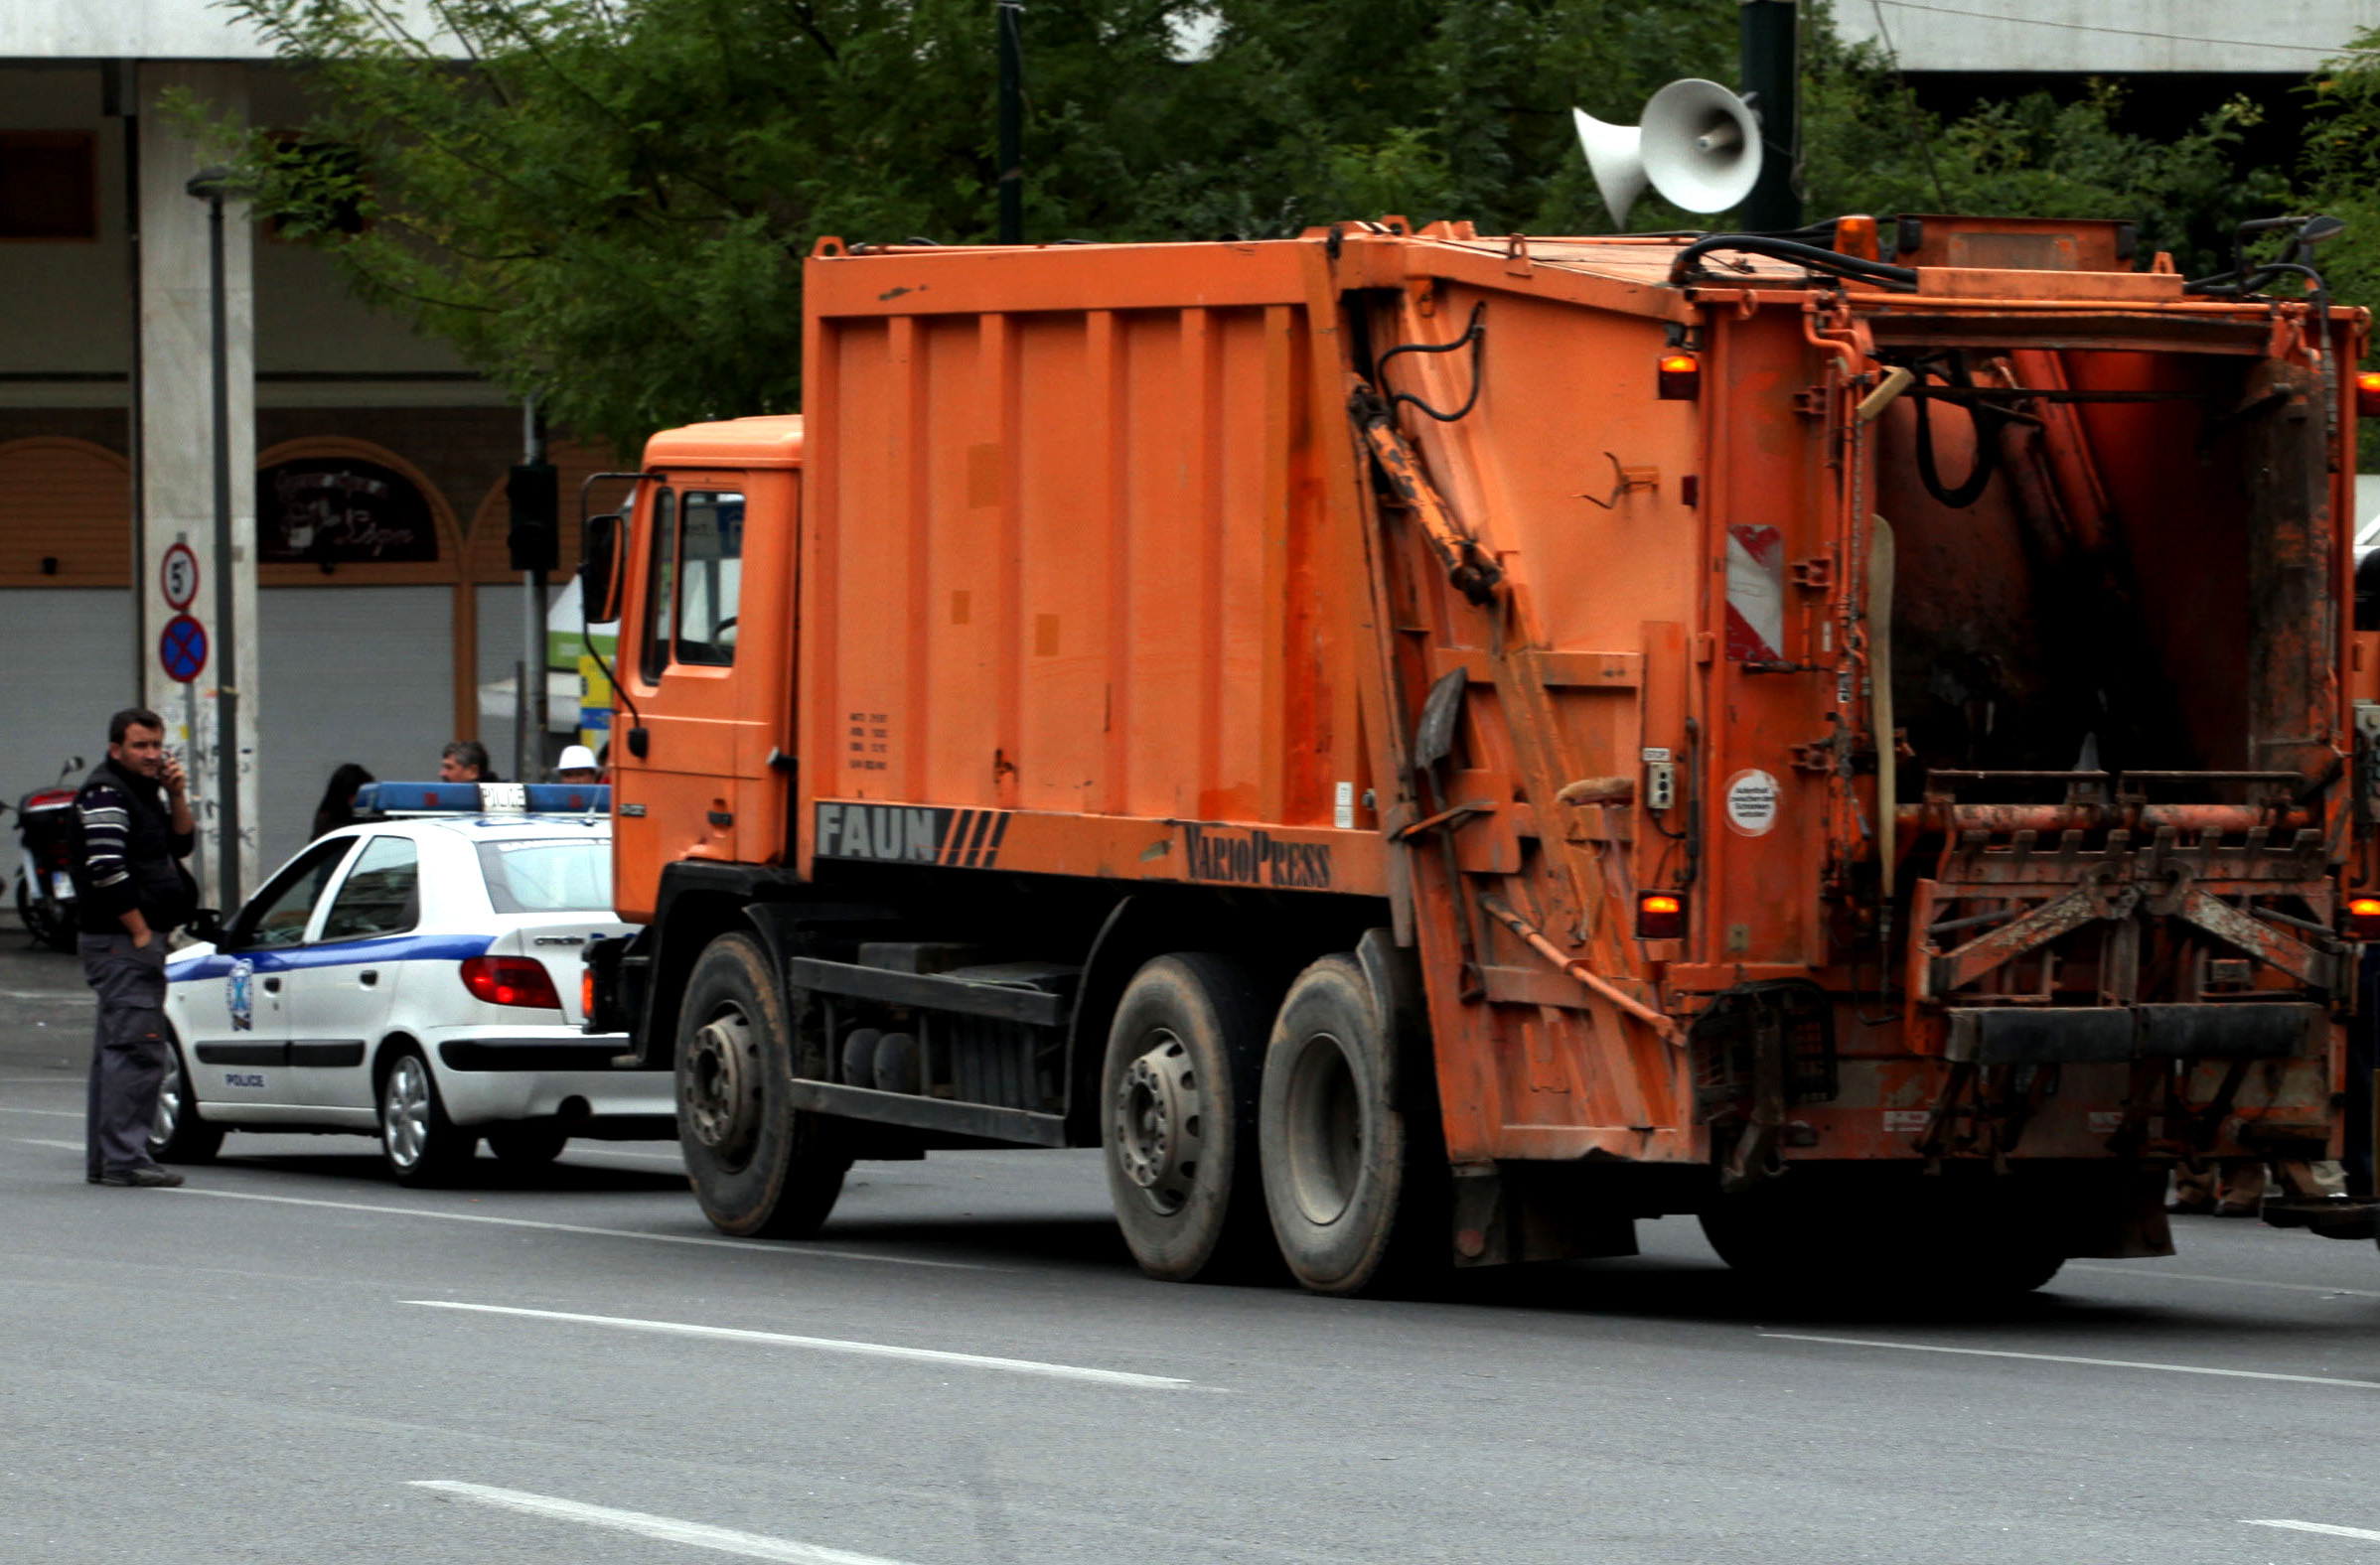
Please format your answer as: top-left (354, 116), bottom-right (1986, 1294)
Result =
top-left (207, 0), bottom-right (2329, 454)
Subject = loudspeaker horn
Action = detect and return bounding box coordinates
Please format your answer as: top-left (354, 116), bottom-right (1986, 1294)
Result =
top-left (1571, 106), bottom-right (1648, 231)
top-left (1573, 77), bottom-right (1764, 228)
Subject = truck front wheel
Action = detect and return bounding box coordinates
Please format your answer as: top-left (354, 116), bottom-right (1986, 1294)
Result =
top-left (1102, 953), bottom-right (1273, 1282)
top-left (677, 932), bottom-right (849, 1238)
top-left (1259, 954), bottom-right (1432, 1295)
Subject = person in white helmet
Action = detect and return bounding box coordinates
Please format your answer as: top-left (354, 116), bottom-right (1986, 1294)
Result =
top-left (554, 744), bottom-right (602, 784)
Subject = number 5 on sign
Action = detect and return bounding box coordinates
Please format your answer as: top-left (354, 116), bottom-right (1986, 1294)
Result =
top-left (161, 543), bottom-right (200, 610)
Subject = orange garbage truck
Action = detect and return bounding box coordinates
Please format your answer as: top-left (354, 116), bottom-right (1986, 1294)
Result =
top-left (579, 213), bottom-right (2376, 1293)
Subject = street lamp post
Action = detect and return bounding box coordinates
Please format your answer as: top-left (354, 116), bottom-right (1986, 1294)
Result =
top-left (186, 166), bottom-right (240, 910)
top-left (997, 0), bottom-right (1023, 243)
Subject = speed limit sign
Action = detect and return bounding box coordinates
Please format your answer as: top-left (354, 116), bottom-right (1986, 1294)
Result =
top-left (160, 543), bottom-right (200, 611)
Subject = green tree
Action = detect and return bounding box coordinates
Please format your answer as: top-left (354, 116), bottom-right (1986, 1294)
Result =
top-left (212, 0), bottom-right (2325, 456)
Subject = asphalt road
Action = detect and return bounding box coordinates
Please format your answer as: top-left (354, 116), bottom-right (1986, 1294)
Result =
top-left (5, 935), bottom-right (2380, 1564)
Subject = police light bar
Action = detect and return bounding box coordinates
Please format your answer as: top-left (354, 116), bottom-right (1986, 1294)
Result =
top-left (356, 782), bottom-right (610, 816)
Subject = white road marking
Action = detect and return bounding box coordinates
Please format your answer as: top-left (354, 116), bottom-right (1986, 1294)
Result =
top-left (405, 1300), bottom-right (1196, 1389)
top-left (411, 1481), bottom-right (908, 1563)
top-left (2245, 1520), bottom-right (2380, 1543)
top-left (0, 1105), bottom-right (80, 1118)
top-left (13, 1138), bottom-right (82, 1151)
top-left (166, 1187), bottom-right (990, 1270)
top-left (2068, 1263), bottom-right (2380, 1301)
top-left (1762, 1332), bottom-right (2380, 1389)
top-left (0, 990), bottom-right (87, 1002)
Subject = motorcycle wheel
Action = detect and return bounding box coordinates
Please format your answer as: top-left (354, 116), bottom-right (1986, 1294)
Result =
top-left (16, 879), bottom-right (75, 954)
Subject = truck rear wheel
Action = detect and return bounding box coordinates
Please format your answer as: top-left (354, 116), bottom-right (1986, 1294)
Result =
top-left (1102, 953), bottom-right (1273, 1282)
top-left (678, 932), bottom-right (849, 1238)
top-left (1259, 954), bottom-right (1433, 1295)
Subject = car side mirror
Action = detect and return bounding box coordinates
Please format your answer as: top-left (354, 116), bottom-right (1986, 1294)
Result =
top-left (581, 513), bottom-right (625, 625)
top-left (184, 908), bottom-right (223, 944)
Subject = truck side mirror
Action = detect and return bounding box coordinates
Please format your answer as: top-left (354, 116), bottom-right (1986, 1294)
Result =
top-left (581, 512), bottom-right (625, 625)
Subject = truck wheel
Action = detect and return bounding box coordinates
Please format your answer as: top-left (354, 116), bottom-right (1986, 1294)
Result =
top-left (678, 932), bottom-right (849, 1238)
top-left (1102, 953), bottom-right (1273, 1282)
top-left (1259, 954), bottom-right (1430, 1295)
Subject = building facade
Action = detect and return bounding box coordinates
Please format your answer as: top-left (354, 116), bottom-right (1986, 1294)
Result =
top-left (0, 10), bottom-right (613, 898)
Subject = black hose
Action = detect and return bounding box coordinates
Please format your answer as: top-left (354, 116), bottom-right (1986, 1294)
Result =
top-left (1376, 303), bottom-right (1486, 423)
top-left (1668, 234), bottom-right (1920, 290)
top-left (1910, 354), bottom-right (2002, 508)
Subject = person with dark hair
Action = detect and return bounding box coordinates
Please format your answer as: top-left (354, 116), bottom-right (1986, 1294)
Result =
top-left (311, 764), bottom-right (375, 839)
top-left (438, 740), bottom-right (498, 783)
top-left (71, 707), bottom-right (197, 1189)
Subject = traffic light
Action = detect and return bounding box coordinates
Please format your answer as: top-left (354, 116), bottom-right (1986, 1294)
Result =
top-left (507, 461), bottom-right (560, 573)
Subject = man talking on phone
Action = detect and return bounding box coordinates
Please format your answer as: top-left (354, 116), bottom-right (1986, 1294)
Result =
top-left (71, 708), bottom-right (199, 1188)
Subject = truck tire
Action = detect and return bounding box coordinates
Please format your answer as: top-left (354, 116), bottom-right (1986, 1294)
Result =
top-left (1102, 952), bottom-right (1273, 1282)
top-left (678, 932), bottom-right (849, 1238)
top-left (1259, 954), bottom-right (1431, 1295)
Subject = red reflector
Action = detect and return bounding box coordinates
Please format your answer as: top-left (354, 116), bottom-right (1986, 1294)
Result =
top-left (2349, 898), bottom-right (2380, 937)
top-left (460, 954), bottom-right (563, 1011)
top-left (1637, 892), bottom-right (1687, 939)
top-left (1658, 355), bottom-right (1700, 401)
top-left (581, 966), bottom-right (596, 1019)
top-left (2358, 370), bottom-right (2380, 419)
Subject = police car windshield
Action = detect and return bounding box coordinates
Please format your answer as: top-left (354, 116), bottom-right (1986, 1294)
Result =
top-left (475, 838), bottom-right (612, 915)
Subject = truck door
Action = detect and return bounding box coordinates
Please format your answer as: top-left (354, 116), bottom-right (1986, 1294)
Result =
top-left (614, 476), bottom-right (754, 872)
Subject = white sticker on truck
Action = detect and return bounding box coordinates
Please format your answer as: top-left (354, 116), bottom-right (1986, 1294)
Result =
top-left (1724, 769), bottom-right (1781, 836)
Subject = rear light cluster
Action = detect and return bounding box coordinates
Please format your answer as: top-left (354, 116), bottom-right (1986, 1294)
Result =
top-left (1636, 891), bottom-right (1687, 940)
top-left (459, 955), bottom-right (562, 1011)
top-left (2358, 370), bottom-right (2380, 420)
top-left (1657, 354), bottom-right (1700, 401)
top-left (2347, 897), bottom-right (2380, 940)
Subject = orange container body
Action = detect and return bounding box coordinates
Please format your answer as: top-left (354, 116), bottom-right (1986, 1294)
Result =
top-left (795, 243), bottom-right (1377, 891)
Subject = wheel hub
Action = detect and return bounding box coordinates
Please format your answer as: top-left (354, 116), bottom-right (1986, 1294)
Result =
top-left (153, 1051), bottom-right (182, 1148)
top-left (384, 1056), bottom-right (430, 1169)
top-left (684, 1008), bottom-right (761, 1161)
top-left (1113, 1033), bottom-right (1203, 1214)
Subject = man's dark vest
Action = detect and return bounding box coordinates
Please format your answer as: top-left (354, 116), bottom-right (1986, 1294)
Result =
top-left (69, 759), bottom-right (198, 935)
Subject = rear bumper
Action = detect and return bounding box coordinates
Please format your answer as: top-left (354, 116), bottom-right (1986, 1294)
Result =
top-left (1945, 1003), bottom-right (2323, 1064)
top-left (423, 1027), bottom-right (673, 1127)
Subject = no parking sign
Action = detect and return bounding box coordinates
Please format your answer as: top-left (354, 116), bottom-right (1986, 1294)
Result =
top-left (159, 614), bottom-right (208, 683)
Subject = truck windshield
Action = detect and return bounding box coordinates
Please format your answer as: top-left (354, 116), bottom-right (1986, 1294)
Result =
top-left (476, 837), bottom-right (612, 914)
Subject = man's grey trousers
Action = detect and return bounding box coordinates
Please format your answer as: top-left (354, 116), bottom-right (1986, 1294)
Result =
top-left (79, 932), bottom-right (170, 1177)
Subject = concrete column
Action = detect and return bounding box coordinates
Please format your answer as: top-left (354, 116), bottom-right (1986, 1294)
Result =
top-left (138, 63), bottom-right (260, 907)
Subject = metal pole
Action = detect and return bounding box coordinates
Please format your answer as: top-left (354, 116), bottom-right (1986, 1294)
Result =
top-left (205, 185), bottom-right (239, 908)
top-left (997, 0), bottom-right (1023, 244)
top-left (519, 398), bottom-right (546, 783)
top-left (1738, 0), bottom-right (1800, 233)
top-left (116, 62), bottom-right (144, 706)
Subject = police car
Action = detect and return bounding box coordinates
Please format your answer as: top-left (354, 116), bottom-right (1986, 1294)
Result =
top-left (154, 782), bottom-right (669, 1185)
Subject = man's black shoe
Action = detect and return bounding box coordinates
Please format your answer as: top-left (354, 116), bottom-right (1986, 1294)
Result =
top-left (98, 1166), bottom-right (185, 1189)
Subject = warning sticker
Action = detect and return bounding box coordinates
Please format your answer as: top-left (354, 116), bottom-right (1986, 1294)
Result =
top-left (1725, 524), bottom-right (1785, 663)
top-left (1723, 769), bottom-right (1781, 836)
top-left (1882, 1109), bottom-right (1929, 1133)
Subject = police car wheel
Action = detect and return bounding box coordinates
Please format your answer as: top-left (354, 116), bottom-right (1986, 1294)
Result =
top-left (487, 1122), bottom-right (569, 1166)
top-left (677, 932), bottom-right (848, 1238)
top-left (149, 1036), bottom-right (223, 1165)
top-left (378, 1048), bottom-right (475, 1187)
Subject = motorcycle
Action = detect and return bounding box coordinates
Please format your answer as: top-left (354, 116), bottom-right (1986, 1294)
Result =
top-left (7, 757), bottom-right (84, 953)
